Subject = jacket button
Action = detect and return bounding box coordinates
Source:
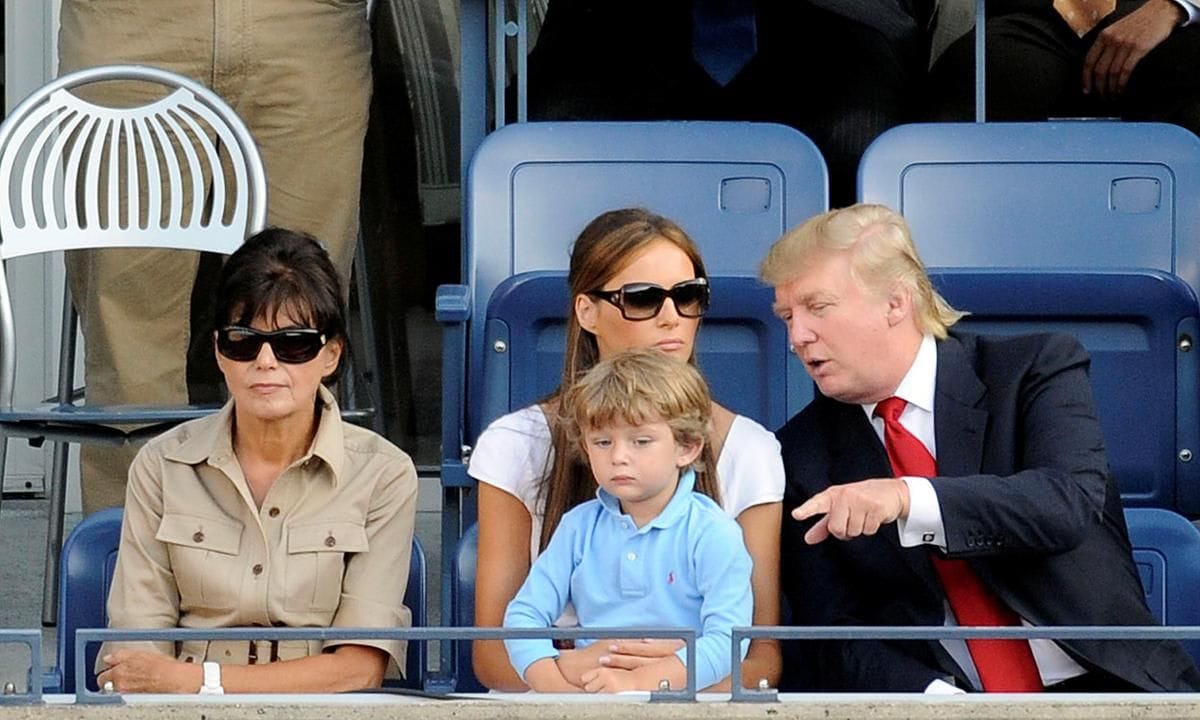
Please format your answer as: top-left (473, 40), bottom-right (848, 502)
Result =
top-left (193, 531), bottom-right (204, 543)
top-left (268, 507), bottom-right (280, 518)
top-left (252, 564), bottom-right (263, 576)
top-left (324, 536), bottom-right (336, 548)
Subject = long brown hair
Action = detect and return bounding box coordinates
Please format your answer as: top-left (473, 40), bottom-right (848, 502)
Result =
top-left (539, 208), bottom-right (720, 550)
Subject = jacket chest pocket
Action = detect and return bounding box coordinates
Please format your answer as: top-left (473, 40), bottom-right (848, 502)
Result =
top-left (284, 520), bottom-right (369, 613)
top-left (156, 513), bottom-right (245, 610)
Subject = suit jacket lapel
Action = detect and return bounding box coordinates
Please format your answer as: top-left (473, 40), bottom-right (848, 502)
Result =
top-left (824, 398), bottom-right (943, 599)
top-left (933, 334), bottom-right (989, 478)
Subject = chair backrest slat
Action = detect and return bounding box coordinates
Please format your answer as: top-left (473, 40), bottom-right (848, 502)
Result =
top-left (0, 67), bottom-right (265, 258)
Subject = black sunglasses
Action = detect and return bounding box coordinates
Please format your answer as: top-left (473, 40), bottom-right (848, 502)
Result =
top-left (216, 326), bottom-right (327, 364)
top-left (586, 278), bottom-right (710, 321)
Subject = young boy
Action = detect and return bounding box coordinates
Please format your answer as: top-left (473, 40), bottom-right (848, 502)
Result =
top-left (503, 348), bottom-right (753, 693)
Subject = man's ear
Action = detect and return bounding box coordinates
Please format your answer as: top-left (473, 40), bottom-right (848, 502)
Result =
top-left (885, 282), bottom-right (914, 327)
top-left (575, 293), bottom-right (599, 333)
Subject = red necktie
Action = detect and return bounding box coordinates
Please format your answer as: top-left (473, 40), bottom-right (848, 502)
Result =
top-left (875, 397), bottom-right (1043, 692)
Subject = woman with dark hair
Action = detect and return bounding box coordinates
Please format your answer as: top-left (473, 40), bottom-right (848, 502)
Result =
top-left (470, 208), bottom-right (784, 691)
top-left (96, 228), bottom-right (418, 694)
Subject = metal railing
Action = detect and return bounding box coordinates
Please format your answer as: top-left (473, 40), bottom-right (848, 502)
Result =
top-left (0, 630), bottom-right (41, 704)
top-left (0, 623), bottom-right (1195, 704)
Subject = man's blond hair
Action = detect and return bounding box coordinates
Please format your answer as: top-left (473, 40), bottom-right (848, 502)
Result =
top-left (759, 204), bottom-right (965, 338)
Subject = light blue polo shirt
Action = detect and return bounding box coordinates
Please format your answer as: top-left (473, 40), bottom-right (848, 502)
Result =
top-left (504, 469), bottom-right (753, 689)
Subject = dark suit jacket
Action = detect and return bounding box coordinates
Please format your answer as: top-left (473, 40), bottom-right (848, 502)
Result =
top-left (779, 331), bottom-right (1200, 691)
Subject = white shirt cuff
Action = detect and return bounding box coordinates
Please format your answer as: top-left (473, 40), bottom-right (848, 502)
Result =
top-left (925, 678), bottom-right (966, 694)
top-left (896, 476), bottom-right (946, 549)
top-left (1172, 0), bottom-right (1200, 25)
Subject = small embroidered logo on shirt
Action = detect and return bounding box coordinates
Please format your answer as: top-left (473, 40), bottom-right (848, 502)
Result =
top-left (667, 571), bottom-right (675, 584)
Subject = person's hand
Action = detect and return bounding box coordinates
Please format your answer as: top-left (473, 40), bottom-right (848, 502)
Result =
top-left (555, 641), bottom-right (612, 686)
top-left (599, 639), bottom-right (686, 670)
top-left (1083, 0), bottom-right (1183, 97)
top-left (792, 478), bottom-right (910, 544)
top-left (96, 650), bottom-right (202, 694)
top-left (580, 666), bottom-right (639, 693)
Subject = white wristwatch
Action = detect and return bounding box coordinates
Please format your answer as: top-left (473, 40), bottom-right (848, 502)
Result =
top-left (198, 661), bottom-right (225, 695)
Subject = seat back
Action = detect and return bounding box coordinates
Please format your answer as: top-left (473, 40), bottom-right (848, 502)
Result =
top-left (0, 64), bottom-right (268, 410)
top-left (397, 535), bottom-right (427, 689)
top-left (49, 507), bottom-right (122, 694)
top-left (931, 270), bottom-right (1200, 514)
top-left (858, 122), bottom-right (1200, 294)
top-left (1124, 508), bottom-right (1200, 664)
top-left (50, 507), bottom-right (427, 693)
top-left (482, 272), bottom-right (794, 432)
top-left (0, 65), bottom-right (266, 259)
top-left (451, 522), bottom-right (484, 692)
top-left (459, 120), bottom-right (825, 443)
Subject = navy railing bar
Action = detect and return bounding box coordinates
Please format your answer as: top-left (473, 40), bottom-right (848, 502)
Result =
top-left (730, 625), bottom-right (1200, 701)
top-left (75, 626), bottom-right (696, 703)
top-left (0, 629), bottom-right (42, 704)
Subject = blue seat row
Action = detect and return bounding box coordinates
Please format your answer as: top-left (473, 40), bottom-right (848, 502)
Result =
top-left (436, 118), bottom-right (1200, 690)
top-left (46, 120), bottom-right (1200, 696)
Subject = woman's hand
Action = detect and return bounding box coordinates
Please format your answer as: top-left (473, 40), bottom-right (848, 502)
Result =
top-left (97, 650), bottom-right (202, 694)
top-left (580, 666), bottom-right (638, 693)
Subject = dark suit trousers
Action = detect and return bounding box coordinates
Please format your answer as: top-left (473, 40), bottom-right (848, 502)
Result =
top-left (928, 0), bottom-right (1200, 135)
top-left (523, 2), bottom-right (927, 208)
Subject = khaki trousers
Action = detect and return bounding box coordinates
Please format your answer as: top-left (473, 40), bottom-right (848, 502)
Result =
top-left (57, 0), bottom-right (372, 512)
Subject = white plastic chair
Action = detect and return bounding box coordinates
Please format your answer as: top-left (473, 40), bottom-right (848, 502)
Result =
top-left (0, 65), bottom-right (267, 622)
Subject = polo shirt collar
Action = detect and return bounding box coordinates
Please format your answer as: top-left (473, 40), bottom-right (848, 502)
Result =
top-left (597, 468), bottom-right (698, 531)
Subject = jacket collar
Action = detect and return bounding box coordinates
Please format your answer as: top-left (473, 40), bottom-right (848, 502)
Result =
top-left (164, 385), bottom-right (346, 487)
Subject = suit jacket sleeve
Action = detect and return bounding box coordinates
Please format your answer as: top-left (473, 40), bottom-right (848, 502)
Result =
top-left (933, 334), bottom-right (1112, 557)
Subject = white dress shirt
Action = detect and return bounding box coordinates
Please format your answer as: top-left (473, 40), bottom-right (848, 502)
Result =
top-left (861, 334), bottom-right (1087, 692)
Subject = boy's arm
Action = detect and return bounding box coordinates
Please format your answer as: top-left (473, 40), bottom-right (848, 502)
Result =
top-left (502, 510), bottom-right (584, 690)
top-left (525, 657), bottom-right (582, 692)
top-left (686, 518), bottom-right (755, 689)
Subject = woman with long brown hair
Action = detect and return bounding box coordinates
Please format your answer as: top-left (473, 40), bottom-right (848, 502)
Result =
top-left (469, 208), bottom-right (783, 691)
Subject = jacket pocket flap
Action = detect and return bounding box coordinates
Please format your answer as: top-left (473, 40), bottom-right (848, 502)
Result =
top-left (156, 513), bottom-right (243, 556)
top-left (287, 520), bottom-right (368, 553)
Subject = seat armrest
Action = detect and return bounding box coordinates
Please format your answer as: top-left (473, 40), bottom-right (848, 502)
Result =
top-left (436, 284), bottom-right (471, 487)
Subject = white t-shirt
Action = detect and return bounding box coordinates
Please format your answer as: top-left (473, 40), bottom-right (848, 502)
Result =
top-left (468, 404), bottom-right (785, 563)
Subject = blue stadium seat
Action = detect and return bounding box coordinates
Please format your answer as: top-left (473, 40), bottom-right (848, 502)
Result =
top-left (482, 272), bottom-right (793, 433)
top-left (451, 523), bottom-right (484, 692)
top-left (437, 120), bottom-right (828, 665)
top-left (44, 509), bottom-right (427, 693)
top-left (858, 122), bottom-right (1200, 295)
top-left (930, 270), bottom-right (1200, 515)
top-left (43, 507), bottom-right (122, 694)
top-left (1124, 508), bottom-right (1200, 664)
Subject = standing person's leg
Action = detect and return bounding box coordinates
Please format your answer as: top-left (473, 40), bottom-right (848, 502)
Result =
top-left (745, 4), bottom-right (923, 207)
top-left (58, 0), bottom-right (215, 513)
top-left (235, 0), bottom-right (373, 287)
top-left (928, 10), bottom-right (1082, 122)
